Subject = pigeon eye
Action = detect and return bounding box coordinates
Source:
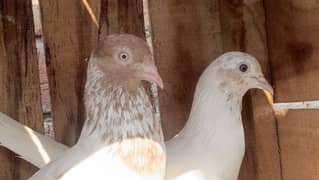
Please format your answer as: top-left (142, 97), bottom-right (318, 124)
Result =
top-left (119, 52), bottom-right (130, 62)
top-left (239, 64), bottom-right (248, 72)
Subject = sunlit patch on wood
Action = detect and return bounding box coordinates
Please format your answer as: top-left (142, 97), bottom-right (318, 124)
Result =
top-left (82, 0), bottom-right (99, 27)
top-left (273, 108), bottom-right (289, 117)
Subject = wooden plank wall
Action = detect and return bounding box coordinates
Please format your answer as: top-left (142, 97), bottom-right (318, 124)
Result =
top-left (99, 0), bottom-right (144, 37)
top-left (39, 0), bottom-right (101, 145)
top-left (0, 0), bottom-right (43, 179)
top-left (149, 0), bottom-right (223, 139)
top-left (265, 1), bottom-right (319, 180)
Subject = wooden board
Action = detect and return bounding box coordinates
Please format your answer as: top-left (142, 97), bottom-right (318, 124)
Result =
top-left (265, 0), bottom-right (319, 102)
top-left (0, 0), bottom-right (43, 179)
top-left (265, 1), bottom-right (319, 179)
top-left (219, 0), bottom-right (282, 179)
top-left (149, 0), bottom-right (223, 139)
top-left (39, 0), bottom-right (101, 145)
top-left (99, 0), bottom-right (145, 37)
top-left (275, 110), bottom-right (319, 180)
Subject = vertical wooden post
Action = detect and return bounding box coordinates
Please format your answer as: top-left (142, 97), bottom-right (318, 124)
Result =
top-left (142, 0), bottom-right (161, 129)
top-left (99, 0), bottom-right (145, 37)
top-left (0, 0), bottom-right (43, 179)
top-left (149, 0), bottom-right (223, 139)
top-left (39, 0), bottom-right (101, 145)
top-left (265, 1), bottom-right (319, 179)
top-left (219, 0), bottom-right (282, 179)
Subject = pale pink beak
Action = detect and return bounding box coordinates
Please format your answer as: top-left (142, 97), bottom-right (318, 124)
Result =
top-left (140, 64), bottom-right (164, 89)
top-left (256, 77), bottom-right (274, 95)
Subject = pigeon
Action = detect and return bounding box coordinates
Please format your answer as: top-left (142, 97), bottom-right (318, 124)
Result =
top-left (0, 52), bottom-right (273, 180)
top-left (28, 34), bottom-right (166, 180)
top-left (165, 52), bottom-right (273, 180)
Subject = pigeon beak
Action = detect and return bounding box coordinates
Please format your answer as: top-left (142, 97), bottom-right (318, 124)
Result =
top-left (141, 64), bottom-right (164, 89)
top-left (256, 76), bottom-right (274, 95)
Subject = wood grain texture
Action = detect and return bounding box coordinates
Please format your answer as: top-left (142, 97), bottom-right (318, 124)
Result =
top-left (219, 0), bottom-right (282, 180)
top-left (149, 0), bottom-right (223, 139)
top-left (275, 110), bottom-right (319, 180)
top-left (99, 0), bottom-right (144, 37)
top-left (265, 0), bottom-right (319, 180)
top-left (39, 0), bottom-right (101, 145)
top-left (0, 0), bottom-right (43, 179)
top-left (265, 0), bottom-right (319, 102)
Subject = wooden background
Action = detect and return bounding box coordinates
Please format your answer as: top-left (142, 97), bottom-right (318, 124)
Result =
top-left (0, 0), bottom-right (319, 179)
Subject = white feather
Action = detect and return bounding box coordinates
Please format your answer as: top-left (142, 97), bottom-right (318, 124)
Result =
top-left (0, 112), bottom-right (68, 168)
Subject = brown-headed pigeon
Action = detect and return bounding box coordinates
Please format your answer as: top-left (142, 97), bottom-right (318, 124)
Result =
top-left (28, 34), bottom-right (166, 180)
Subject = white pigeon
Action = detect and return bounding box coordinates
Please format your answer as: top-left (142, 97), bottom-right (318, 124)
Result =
top-left (165, 52), bottom-right (273, 180)
top-left (0, 52), bottom-right (273, 180)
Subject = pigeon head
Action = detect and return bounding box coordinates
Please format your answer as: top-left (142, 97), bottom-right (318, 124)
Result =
top-left (212, 51), bottom-right (273, 96)
top-left (91, 34), bottom-right (163, 89)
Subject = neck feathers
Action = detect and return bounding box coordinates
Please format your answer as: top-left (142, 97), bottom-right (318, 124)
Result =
top-left (80, 63), bottom-right (163, 144)
top-left (179, 72), bottom-right (243, 141)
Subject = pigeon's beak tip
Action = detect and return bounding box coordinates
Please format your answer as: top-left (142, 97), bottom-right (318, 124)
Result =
top-left (256, 77), bottom-right (274, 95)
top-left (157, 80), bottom-right (164, 90)
top-left (141, 64), bottom-right (164, 90)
